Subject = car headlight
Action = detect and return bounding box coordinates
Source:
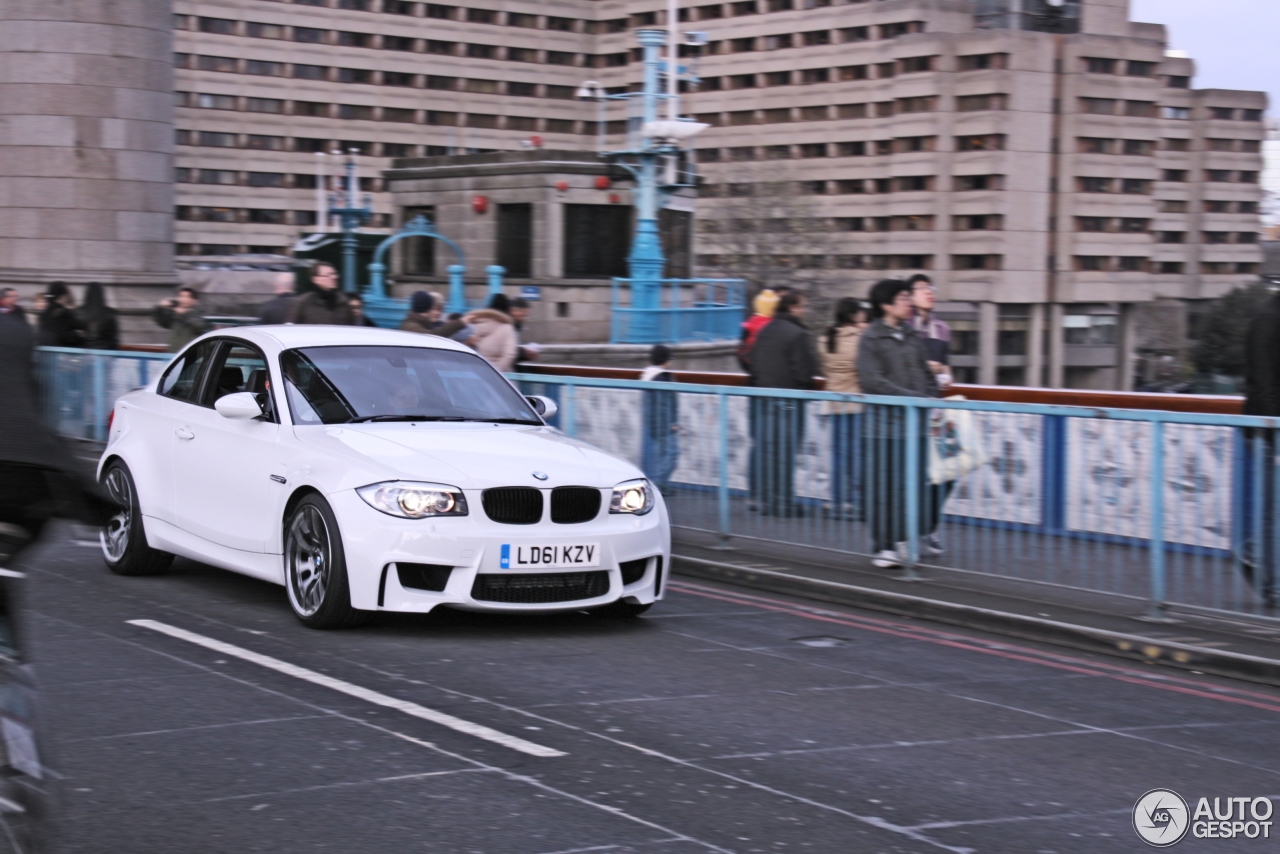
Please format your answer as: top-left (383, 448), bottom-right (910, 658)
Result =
top-left (609, 478), bottom-right (654, 516)
top-left (356, 482), bottom-right (468, 519)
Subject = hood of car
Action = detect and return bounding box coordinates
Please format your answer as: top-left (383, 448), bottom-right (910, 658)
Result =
top-left (297, 423), bottom-right (642, 490)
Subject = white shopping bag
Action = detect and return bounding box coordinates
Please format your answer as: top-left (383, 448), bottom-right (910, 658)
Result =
top-left (928, 403), bottom-right (987, 485)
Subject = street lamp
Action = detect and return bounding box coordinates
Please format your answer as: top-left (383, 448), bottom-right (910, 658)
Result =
top-left (326, 148), bottom-right (374, 294)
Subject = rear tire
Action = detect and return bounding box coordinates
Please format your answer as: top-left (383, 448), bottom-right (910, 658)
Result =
top-left (592, 601), bottom-right (652, 619)
top-left (284, 495), bottom-right (365, 630)
top-left (100, 461), bottom-right (173, 577)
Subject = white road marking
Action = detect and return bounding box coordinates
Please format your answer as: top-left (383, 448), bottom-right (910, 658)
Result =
top-left (127, 619), bottom-right (566, 758)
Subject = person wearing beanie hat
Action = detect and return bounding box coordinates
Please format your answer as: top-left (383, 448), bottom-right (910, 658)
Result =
top-left (401, 290), bottom-right (476, 344)
top-left (411, 291), bottom-right (434, 314)
top-left (640, 344), bottom-right (680, 495)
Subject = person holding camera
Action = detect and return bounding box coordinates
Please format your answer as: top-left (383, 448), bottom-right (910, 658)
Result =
top-left (153, 287), bottom-right (210, 352)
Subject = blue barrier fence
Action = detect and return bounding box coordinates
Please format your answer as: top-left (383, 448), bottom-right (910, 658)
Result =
top-left (31, 347), bottom-right (1280, 620)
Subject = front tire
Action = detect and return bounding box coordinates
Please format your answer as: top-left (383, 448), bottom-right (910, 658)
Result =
top-left (100, 461), bottom-right (173, 576)
top-left (284, 495), bottom-right (365, 629)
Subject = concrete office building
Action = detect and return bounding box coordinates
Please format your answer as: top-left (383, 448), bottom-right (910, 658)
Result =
top-left (161, 0), bottom-right (1263, 386)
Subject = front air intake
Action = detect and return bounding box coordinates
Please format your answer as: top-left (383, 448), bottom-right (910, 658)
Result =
top-left (472, 571), bottom-right (610, 604)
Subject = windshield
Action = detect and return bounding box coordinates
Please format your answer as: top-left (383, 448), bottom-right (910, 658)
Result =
top-left (280, 346), bottom-right (540, 426)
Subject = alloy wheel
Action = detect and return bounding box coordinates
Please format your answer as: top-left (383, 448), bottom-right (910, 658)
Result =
top-left (286, 505), bottom-right (331, 617)
top-left (100, 467), bottom-right (131, 563)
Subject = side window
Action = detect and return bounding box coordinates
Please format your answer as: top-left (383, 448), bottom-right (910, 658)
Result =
top-left (202, 341), bottom-right (276, 420)
top-left (158, 341), bottom-right (217, 402)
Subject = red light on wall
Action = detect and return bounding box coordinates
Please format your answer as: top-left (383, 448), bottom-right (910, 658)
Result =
top-left (595, 176), bottom-right (612, 191)
top-left (529, 135), bottom-right (544, 148)
top-left (472, 195), bottom-right (489, 214)
top-left (608, 193), bottom-right (621, 204)
top-left (555, 181), bottom-right (569, 192)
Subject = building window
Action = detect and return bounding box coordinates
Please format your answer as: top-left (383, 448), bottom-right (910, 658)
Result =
top-left (880, 21), bottom-right (925, 38)
top-left (338, 31), bottom-right (372, 48)
top-left (506, 116), bottom-right (537, 132)
top-left (1126, 60), bottom-right (1156, 77)
top-left (1163, 106), bottom-right (1191, 120)
top-left (198, 17), bottom-right (236, 35)
top-left (730, 73), bottom-right (757, 89)
top-left (1122, 139), bottom-right (1154, 156)
top-left (1158, 232), bottom-right (1185, 244)
top-left (247, 209), bottom-right (285, 225)
top-left (466, 113), bottom-right (498, 128)
top-left (426, 40), bottom-right (455, 55)
top-left (728, 110), bottom-right (757, 126)
top-left (762, 34), bottom-right (793, 50)
top-left (246, 60), bottom-right (284, 76)
top-left (732, 1), bottom-right (759, 15)
top-left (957, 134), bottom-right (1005, 152)
top-left (841, 25), bottom-right (869, 42)
top-left (464, 79), bottom-right (499, 94)
top-left (895, 175), bottom-right (934, 192)
top-left (897, 97), bottom-right (936, 114)
top-left (1082, 57), bottom-right (1117, 74)
top-left (899, 55), bottom-right (935, 73)
top-left (198, 169), bottom-right (238, 185)
top-left (294, 137), bottom-right (331, 153)
top-left (1161, 170), bottom-right (1188, 182)
top-left (1163, 138), bottom-right (1190, 151)
top-left (799, 105), bottom-right (829, 121)
top-left (1079, 98), bottom-right (1117, 115)
top-left (836, 103), bottom-right (867, 119)
top-left (1203, 231), bottom-right (1231, 244)
top-left (836, 141), bottom-right (865, 157)
top-left (1243, 109), bottom-right (1264, 121)
top-left (1121, 178), bottom-right (1151, 194)
top-left (731, 37), bottom-right (756, 52)
top-left (1158, 262), bottom-right (1184, 274)
top-left (800, 68), bottom-right (830, 84)
top-left (1125, 100), bottom-right (1157, 118)
top-left (1206, 169), bottom-right (1233, 183)
top-left (955, 174), bottom-right (1003, 191)
top-left (1074, 256), bottom-right (1109, 272)
top-left (246, 135), bottom-right (284, 150)
top-left (294, 27), bottom-right (327, 44)
top-left (1078, 177), bottom-right (1112, 193)
top-left (1201, 262), bottom-right (1233, 274)
top-left (385, 1), bottom-right (417, 14)
top-left (953, 255), bottom-right (1001, 271)
top-left (954, 214), bottom-right (1002, 231)
top-left (1240, 171), bottom-right (1260, 183)
top-left (425, 76), bottom-right (456, 91)
top-left (564, 204), bottom-right (631, 278)
top-left (839, 65), bottom-right (868, 81)
top-left (546, 16), bottom-right (575, 31)
top-left (802, 180), bottom-right (828, 194)
top-left (337, 104), bottom-right (374, 121)
top-left (1120, 218), bottom-right (1150, 233)
top-left (1076, 217), bottom-right (1109, 232)
top-left (1117, 257), bottom-right (1147, 272)
top-left (958, 53), bottom-right (1007, 71)
top-left (383, 107), bottom-right (416, 123)
top-left (426, 111), bottom-right (457, 126)
top-left (546, 51), bottom-right (577, 66)
top-left (897, 136), bottom-right (936, 152)
top-left (764, 70), bottom-right (791, 86)
top-left (802, 30), bottom-right (832, 46)
top-left (466, 44), bottom-right (496, 59)
top-left (1166, 75), bottom-right (1190, 89)
top-left (545, 118), bottom-right (575, 134)
top-left (195, 93), bottom-right (237, 110)
top-left (246, 22), bottom-right (284, 39)
top-left (197, 55), bottom-right (238, 73)
top-left (956, 93), bottom-right (1007, 112)
top-left (337, 68), bottom-right (373, 84)
top-left (1210, 106), bottom-right (1236, 120)
top-left (1077, 137), bottom-right (1113, 154)
top-left (293, 64), bottom-right (329, 80)
top-left (1159, 200), bottom-right (1188, 213)
top-left (246, 98), bottom-right (283, 114)
top-left (758, 107), bottom-right (788, 123)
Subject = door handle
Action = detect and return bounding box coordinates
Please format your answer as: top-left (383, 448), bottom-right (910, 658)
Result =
top-left (175, 427), bottom-right (195, 441)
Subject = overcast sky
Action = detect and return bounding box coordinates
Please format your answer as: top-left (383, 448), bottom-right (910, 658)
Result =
top-left (1129, 0), bottom-right (1278, 113)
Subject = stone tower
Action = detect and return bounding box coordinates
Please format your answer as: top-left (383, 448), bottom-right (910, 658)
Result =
top-left (0, 0), bottom-right (175, 334)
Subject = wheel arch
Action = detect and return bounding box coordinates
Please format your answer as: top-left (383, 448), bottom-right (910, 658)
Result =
top-left (282, 485), bottom-right (324, 529)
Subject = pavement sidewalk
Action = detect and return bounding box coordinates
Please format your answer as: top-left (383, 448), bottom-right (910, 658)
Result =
top-left (671, 531), bottom-right (1280, 688)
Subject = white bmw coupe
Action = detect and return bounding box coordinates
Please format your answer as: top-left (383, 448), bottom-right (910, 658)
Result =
top-left (97, 327), bottom-right (669, 628)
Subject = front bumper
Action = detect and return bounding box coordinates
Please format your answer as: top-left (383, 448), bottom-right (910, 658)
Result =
top-left (329, 489), bottom-right (671, 613)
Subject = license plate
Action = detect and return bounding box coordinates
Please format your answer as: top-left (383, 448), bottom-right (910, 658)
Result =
top-left (500, 543), bottom-right (600, 570)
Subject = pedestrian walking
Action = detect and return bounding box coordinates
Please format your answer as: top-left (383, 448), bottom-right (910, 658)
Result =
top-left (509, 297), bottom-right (542, 365)
top-left (821, 297), bottom-right (867, 520)
top-left (257, 272), bottom-right (297, 325)
top-left (907, 274), bottom-right (953, 389)
top-left (77, 283), bottom-right (119, 351)
top-left (858, 279), bottom-right (943, 568)
top-left (737, 289), bottom-right (779, 372)
top-left (0, 289), bottom-right (26, 323)
top-left (1242, 289), bottom-right (1280, 605)
top-left (466, 293), bottom-right (518, 373)
top-left (640, 344), bottom-right (680, 496)
top-left (287, 263), bottom-right (355, 326)
top-left (402, 291), bottom-right (472, 342)
top-left (36, 282), bottom-right (85, 348)
top-left (346, 293), bottom-right (378, 327)
top-left (153, 287), bottom-right (210, 352)
top-left (747, 291), bottom-right (819, 517)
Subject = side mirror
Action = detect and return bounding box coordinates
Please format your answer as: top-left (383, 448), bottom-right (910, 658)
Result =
top-left (526, 395), bottom-right (558, 421)
top-left (215, 392), bottom-right (265, 420)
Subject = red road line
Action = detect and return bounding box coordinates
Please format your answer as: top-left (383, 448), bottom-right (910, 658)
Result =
top-left (668, 580), bottom-right (1280, 715)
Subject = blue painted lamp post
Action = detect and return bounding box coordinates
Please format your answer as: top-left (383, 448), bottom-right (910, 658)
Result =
top-left (327, 148), bottom-right (374, 294)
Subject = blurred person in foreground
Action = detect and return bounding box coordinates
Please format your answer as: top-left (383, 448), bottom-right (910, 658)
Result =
top-left (466, 293), bottom-right (518, 373)
top-left (0, 288), bottom-right (27, 323)
top-left (747, 291), bottom-right (819, 517)
top-left (1241, 290), bottom-right (1280, 606)
top-left (821, 297), bottom-right (868, 520)
top-left (257, 272), bottom-right (297, 325)
top-left (401, 291), bottom-right (472, 341)
top-left (0, 302), bottom-right (118, 851)
top-left (858, 279), bottom-right (943, 569)
top-left (287, 263), bottom-right (354, 325)
top-left (77, 282), bottom-right (119, 351)
top-left (153, 287), bottom-right (210, 352)
top-left (37, 282), bottom-right (85, 348)
top-left (640, 344), bottom-right (680, 497)
top-left (508, 297), bottom-right (541, 365)
top-left (737, 289), bottom-right (779, 373)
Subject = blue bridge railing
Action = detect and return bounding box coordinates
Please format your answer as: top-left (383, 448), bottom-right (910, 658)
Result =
top-left (31, 347), bottom-right (1280, 621)
top-left (610, 278), bottom-right (746, 344)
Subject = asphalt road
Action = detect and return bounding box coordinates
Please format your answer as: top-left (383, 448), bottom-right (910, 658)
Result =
top-left (17, 527), bottom-right (1280, 853)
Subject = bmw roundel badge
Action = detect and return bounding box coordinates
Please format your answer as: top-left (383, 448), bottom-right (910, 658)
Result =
top-left (532, 471), bottom-right (549, 481)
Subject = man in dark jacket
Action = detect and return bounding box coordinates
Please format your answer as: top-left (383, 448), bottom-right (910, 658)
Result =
top-left (257, 272), bottom-right (296, 325)
top-left (287, 263), bottom-right (355, 326)
top-left (0, 289), bottom-right (25, 323)
top-left (1242, 292), bottom-right (1280, 604)
top-left (153, 287), bottom-right (210, 352)
top-left (747, 291), bottom-right (818, 517)
top-left (36, 282), bottom-right (85, 348)
top-left (858, 278), bottom-right (944, 569)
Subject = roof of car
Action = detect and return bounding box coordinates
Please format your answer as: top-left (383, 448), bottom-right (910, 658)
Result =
top-left (219, 325), bottom-right (471, 354)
